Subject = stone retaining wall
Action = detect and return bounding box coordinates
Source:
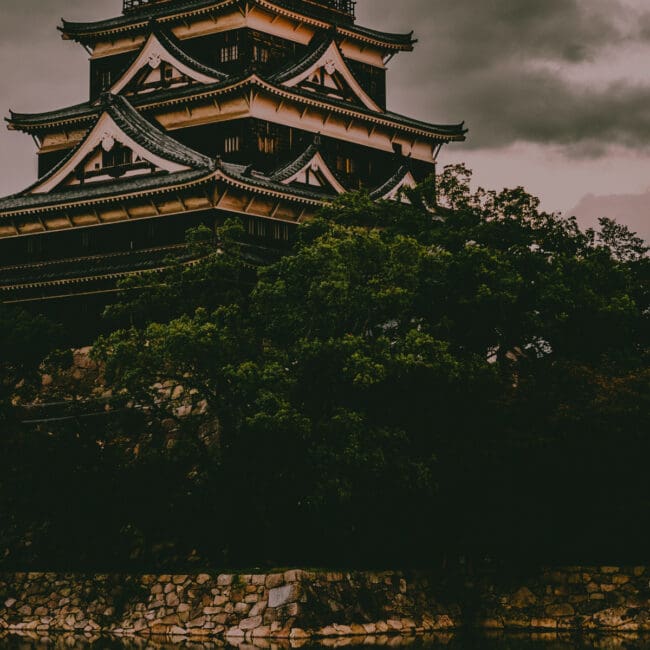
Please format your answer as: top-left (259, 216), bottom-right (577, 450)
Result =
top-left (4, 566), bottom-right (650, 640)
top-left (0, 571), bottom-right (459, 640)
top-left (477, 565), bottom-right (650, 632)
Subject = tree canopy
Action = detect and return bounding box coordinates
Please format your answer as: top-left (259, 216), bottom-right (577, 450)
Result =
top-left (1, 164), bottom-right (648, 570)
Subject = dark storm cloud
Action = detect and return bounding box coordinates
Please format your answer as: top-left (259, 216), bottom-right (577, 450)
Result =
top-left (359, 0), bottom-right (650, 155)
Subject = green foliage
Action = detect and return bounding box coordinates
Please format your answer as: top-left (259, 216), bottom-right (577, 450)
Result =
top-left (103, 220), bottom-right (253, 328)
top-left (1, 165), bottom-right (648, 569)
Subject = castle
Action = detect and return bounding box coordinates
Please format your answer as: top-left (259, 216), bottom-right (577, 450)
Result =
top-left (0, 0), bottom-right (465, 310)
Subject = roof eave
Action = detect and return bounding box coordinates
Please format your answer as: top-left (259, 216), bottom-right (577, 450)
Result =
top-left (59, 0), bottom-right (416, 51)
top-left (0, 171), bottom-right (216, 220)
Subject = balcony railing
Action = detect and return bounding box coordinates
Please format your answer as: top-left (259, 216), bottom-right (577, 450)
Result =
top-left (123, 0), bottom-right (356, 20)
top-left (123, 0), bottom-right (172, 13)
top-left (290, 0), bottom-right (356, 20)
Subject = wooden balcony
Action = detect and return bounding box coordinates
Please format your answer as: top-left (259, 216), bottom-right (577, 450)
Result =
top-left (123, 0), bottom-right (356, 20)
top-left (123, 0), bottom-right (173, 13)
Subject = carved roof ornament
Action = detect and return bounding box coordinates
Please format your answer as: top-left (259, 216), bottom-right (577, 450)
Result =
top-left (147, 53), bottom-right (162, 69)
top-left (101, 132), bottom-right (116, 152)
top-left (324, 59), bottom-right (337, 76)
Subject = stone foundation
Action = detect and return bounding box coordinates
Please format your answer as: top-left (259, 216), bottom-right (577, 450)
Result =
top-left (477, 565), bottom-right (650, 632)
top-left (0, 571), bottom-right (458, 640)
top-left (3, 566), bottom-right (650, 640)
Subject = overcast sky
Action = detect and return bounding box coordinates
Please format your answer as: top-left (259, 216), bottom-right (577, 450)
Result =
top-left (1, 0), bottom-right (649, 240)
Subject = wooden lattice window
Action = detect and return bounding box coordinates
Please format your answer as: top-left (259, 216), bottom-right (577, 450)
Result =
top-left (224, 136), bottom-right (241, 154)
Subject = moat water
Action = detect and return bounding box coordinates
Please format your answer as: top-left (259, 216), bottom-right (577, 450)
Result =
top-left (2, 634), bottom-right (650, 650)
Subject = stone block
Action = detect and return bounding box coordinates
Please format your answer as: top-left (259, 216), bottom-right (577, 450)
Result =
top-left (160, 614), bottom-right (181, 625)
top-left (196, 574), bottom-right (211, 585)
top-left (504, 617), bottom-right (531, 629)
top-left (252, 625), bottom-right (271, 637)
top-left (601, 567), bottom-right (620, 574)
top-left (284, 570), bottom-right (304, 583)
top-left (290, 628), bottom-right (310, 639)
top-left (510, 587), bottom-right (537, 608)
top-left (545, 604), bottom-right (575, 618)
top-left (240, 616), bottom-right (263, 630)
top-left (531, 618), bottom-right (558, 629)
top-left (226, 627), bottom-right (245, 638)
top-left (217, 575), bottom-right (234, 587)
top-left (268, 584), bottom-right (301, 609)
top-left (250, 600), bottom-right (267, 617)
top-left (327, 572), bottom-right (344, 582)
top-left (265, 574), bottom-right (284, 589)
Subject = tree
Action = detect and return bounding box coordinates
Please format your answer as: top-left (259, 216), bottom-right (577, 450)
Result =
top-left (3, 164), bottom-right (647, 569)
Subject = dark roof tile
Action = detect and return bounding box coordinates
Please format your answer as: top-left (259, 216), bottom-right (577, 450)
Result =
top-left (61, 0), bottom-right (414, 49)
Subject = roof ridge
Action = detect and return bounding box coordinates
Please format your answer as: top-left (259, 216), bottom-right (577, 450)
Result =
top-left (7, 77), bottom-right (467, 141)
top-left (60, 0), bottom-right (415, 49)
top-left (7, 94), bottom-right (213, 199)
top-left (270, 141), bottom-right (321, 182)
top-left (370, 163), bottom-right (413, 200)
top-left (270, 34), bottom-right (332, 85)
top-left (149, 22), bottom-right (229, 81)
top-left (102, 93), bottom-right (215, 170)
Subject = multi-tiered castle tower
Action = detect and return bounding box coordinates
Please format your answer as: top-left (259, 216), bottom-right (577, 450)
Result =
top-left (0, 0), bottom-right (465, 307)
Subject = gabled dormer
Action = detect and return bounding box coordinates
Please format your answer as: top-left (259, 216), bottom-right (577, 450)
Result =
top-left (271, 142), bottom-right (347, 194)
top-left (370, 165), bottom-right (417, 203)
top-left (271, 39), bottom-right (382, 112)
top-left (28, 94), bottom-right (214, 195)
top-left (109, 26), bottom-right (228, 97)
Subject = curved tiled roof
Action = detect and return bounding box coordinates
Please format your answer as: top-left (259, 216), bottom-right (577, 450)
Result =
top-left (269, 140), bottom-right (347, 191)
top-left (270, 36), bottom-right (332, 85)
top-left (7, 75), bottom-right (246, 132)
top-left (369, 164), bottom-right (412, 200)
top-left (105, 94), bottom-right (215, 169)
top-left (148, 25), bottom-right (229, 82)
top-left (8, 74), bottom-right (466, 141)
top-left (8, 101), bottom-right (95, 129)
top-left (270, 143), bottom-right (321, 182)
top-left (0, 169), bottom-right (213, 215)
top-left (60, 0), bottom-right (414, 50)
top-left (218, 160), bottom-right (332, 203)
top-left (0, 94), bottom-right (215, 215)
